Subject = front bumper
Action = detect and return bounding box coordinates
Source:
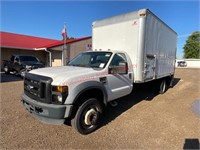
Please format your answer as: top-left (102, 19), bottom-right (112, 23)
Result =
top-left (21, 93), bottom-right (73, 125)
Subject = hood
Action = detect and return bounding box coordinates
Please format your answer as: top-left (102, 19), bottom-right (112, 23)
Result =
top-left (29, 66), bottom-right (102, 85)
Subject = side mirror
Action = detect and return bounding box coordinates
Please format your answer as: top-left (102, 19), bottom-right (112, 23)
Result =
top-left (108, 62), bottom-right (128, 74)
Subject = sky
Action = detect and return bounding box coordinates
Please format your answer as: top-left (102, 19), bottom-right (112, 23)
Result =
top-left (1, 1), bottom-right (200, 59)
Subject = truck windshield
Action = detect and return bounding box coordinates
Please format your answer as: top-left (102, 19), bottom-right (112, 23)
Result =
top-left (19, 56), bottom-right (39, 62)
top-left (68, 52), bottom-right (112, 68)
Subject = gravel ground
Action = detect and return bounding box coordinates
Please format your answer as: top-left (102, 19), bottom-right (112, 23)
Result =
top-left (0, 68), bottom-right (200, 149)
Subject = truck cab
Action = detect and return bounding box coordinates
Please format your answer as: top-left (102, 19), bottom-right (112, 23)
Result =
top-left (22, 51), bottom-right (133, 134)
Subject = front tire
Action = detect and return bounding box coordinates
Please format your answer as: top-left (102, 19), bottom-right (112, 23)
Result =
top-left (71, 98), bottom-right (103, 135)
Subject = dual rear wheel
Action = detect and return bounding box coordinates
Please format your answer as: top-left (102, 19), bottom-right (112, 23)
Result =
top-left (157, 76), bottom-right (173, 94)
top-left (158, 79), bottom-right (167, 94)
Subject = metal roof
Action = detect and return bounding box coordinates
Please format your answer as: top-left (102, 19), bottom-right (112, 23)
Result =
top-left (0, 31), bottom-right (59, 50)
top-left (43, 36), bottom-right (91, 49)
top-left (0, 31), bottom-right (91, 50)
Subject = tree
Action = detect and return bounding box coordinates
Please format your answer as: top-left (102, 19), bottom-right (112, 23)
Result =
top-left (183, 31), bottom-right (200, 58)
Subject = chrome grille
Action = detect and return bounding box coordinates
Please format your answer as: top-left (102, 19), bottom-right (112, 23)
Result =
top-left (24, 73), bottom-right (52, 104)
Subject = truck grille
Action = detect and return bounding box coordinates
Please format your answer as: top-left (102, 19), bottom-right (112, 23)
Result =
top-left (24, 73), bottom-right (53, 104)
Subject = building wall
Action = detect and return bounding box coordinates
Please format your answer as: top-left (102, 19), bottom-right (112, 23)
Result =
top-left (70, 38), bottom-right (92, 60)
top-left (176, 59), bottom-right (200, 68)
top-left (51, 50), bottom-right (62, 66)
top-left (50, 38), bottom-right (92, 66)
top-left (1, 48), bottom-right (47, 65)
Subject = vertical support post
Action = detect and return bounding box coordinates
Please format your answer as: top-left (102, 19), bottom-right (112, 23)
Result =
top-left (137, 9), bottom-right (147, 82)
top-left (62, 41), bottom-right (67, 66)
top-left (62, 22), bottom-right (67, 66)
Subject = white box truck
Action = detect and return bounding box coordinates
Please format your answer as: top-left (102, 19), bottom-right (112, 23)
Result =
top-left (21, 9), bottom-right (177, 134)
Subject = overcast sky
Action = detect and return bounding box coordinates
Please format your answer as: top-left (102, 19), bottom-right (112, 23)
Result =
top-left (1, 1), bottom-right (199, 58)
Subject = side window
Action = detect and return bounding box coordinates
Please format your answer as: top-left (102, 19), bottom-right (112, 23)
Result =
top-left (110, 53), bottom-right (127, 66)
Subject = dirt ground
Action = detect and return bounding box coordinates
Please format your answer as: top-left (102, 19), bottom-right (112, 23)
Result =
top-left (0, 68), bottom-right (200, 149)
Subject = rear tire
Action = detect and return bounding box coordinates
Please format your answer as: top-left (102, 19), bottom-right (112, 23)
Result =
top-left (158, 79), bottom-right (167, 94)
top-left (169, 75), bottom-right (174, 87)
top-left (71, 98), bottom-right (103, 135)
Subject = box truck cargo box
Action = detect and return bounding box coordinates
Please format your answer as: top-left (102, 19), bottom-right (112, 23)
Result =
top-left (92, 9), bottom-right (177, 83)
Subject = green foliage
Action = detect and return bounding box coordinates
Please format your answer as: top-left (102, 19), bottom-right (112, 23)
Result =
top-left (183, 31), bottom-right (200, 58)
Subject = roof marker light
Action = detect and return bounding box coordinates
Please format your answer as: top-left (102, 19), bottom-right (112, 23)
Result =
top-left (140, 13), bottom-right (146, 17)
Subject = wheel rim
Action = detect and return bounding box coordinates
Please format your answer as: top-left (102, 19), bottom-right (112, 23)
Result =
top-left (81, 105), bottom-right (99, 129)
top-left (84, 108), bottom-right (98, 126)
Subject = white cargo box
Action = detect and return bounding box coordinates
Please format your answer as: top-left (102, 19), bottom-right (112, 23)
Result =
top-left (92, 9), bottom-right (177, 83)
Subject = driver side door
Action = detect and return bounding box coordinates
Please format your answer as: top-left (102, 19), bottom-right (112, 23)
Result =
top-left (105, 53), bottom-right (133, 101)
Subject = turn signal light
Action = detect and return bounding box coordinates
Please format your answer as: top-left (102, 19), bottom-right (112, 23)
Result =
top-left (52, 86), bottom-right (68, 93)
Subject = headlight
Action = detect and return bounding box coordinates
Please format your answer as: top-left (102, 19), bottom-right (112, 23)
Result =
top-left (52, 86), bottom-right (68, 104)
